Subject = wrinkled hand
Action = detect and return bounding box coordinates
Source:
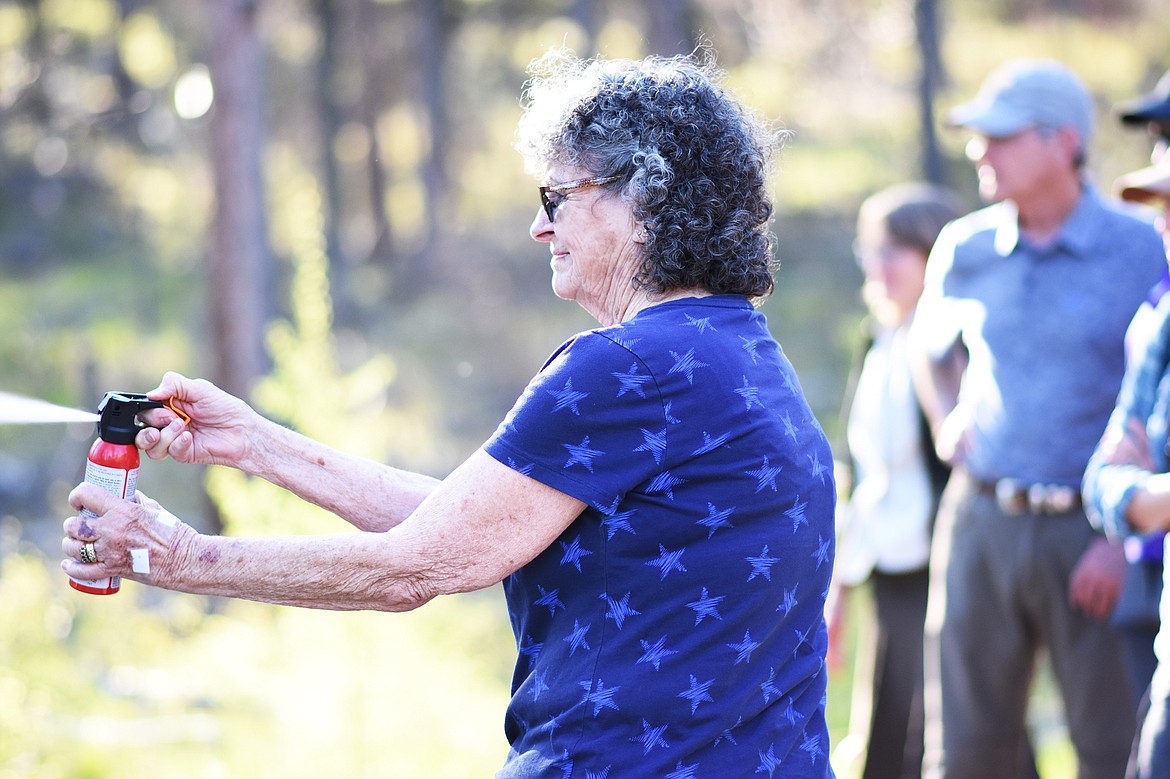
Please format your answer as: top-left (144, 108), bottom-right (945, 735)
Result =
top-left (1068, 536), bottom-right (1127, 621)
top-left (136, 371), bottom-right (257, 469)
top-left (61, 483), bottom-right (196, 589)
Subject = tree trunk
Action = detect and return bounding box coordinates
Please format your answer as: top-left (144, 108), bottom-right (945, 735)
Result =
top-left (313, 0), bottom-right (352, 324)
top-left (914, 0), bottom-right (946, 185)
top-left (208, 0), bottom-right (271, 399)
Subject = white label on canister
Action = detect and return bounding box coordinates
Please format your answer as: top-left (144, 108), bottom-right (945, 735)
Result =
top-left (73, 459), bottom-right (137, 591)
top-left (83, 460), bottom-right (137, 500)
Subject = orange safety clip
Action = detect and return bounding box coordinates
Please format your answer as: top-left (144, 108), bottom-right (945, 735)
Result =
top-left (164, 398), bottom-right (191, 424)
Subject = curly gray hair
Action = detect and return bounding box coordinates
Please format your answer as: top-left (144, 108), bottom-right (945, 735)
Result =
top-left (516, 49), bottom-right (785, 300)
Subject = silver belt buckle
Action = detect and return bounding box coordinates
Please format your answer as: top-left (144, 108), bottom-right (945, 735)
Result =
top-left (1029, 484), bottom-right (1076, 515)
top-left (994, 479), bottom-right (1027, 515)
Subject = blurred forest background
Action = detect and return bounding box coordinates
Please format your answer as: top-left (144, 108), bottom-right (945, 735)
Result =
top-left (0, 0), bottom-right (1167, 776)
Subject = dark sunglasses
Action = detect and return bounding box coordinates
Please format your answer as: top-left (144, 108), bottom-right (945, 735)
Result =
top-left (539, 175), bottom-right (622, 222)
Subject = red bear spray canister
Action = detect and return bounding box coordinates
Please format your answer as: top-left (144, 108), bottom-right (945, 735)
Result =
top-left (70, 392), bottom-right (166, 595)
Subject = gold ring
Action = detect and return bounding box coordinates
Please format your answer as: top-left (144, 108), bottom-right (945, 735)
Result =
top-left (80, 542), bottom-right (97, 565)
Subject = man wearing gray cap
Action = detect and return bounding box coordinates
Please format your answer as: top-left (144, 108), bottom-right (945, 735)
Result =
top-left (910, 58), bottom-right (1166, 779)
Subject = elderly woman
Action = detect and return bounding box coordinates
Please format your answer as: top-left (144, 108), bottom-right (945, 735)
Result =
top-left (62, 51), bottom-right (836, 778)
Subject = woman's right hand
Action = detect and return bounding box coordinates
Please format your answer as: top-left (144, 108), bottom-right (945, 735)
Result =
top-left (136, 372), bottom-right (258, 469)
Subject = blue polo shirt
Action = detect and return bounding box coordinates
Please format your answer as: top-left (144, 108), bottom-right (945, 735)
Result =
top-left (485, 295), bottom-right (836, 779)
top-left (913, 186), bottom-right (1165, 487)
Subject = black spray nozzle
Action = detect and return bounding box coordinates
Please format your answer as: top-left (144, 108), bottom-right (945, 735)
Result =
top-left (96, 392), bottom-right (165, 444)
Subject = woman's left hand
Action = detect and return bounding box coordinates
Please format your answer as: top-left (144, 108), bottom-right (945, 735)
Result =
top-left (61, 483), bottom-right (195, 588)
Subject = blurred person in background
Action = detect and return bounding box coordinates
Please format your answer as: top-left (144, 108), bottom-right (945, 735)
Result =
top-left (1101, 66), bottom-right (1170, 724)
top-left (827, 182), bottom-right (963, 779)
top-left (910, 58), bottom-right (1166, 779)
top-left (1083, 153), bottom-right (1170, 779)
top-left (1117, 68), bottom-right (1170, 166)
top-left (61, 50), bottom-right (838, 779)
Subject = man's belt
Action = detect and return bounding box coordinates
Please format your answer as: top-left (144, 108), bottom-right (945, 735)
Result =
top-left (973, 477), bottom-right (1081, 516)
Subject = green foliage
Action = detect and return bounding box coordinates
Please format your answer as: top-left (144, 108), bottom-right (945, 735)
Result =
top-left (208, 150), bottom-right (452, 537)
top-left (0, 539), bottom-right (514, 778)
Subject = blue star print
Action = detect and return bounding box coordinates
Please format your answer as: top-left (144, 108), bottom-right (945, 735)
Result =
top-left (687, 587), bottom-right (725, 625)
top-left (792, 625), bottom-right (815, 659)
top-left (635, 427), bottom-right (668, 464)
top-left (553, 750), bottom-right (573, 779)
top-left (728, 630), bottom-right (760, 664)
top-left (601, 509), bottom-right (637, 539)
top-left (637, 636), bottom-right (680, 671)
top-left (668, 348), bottom-right (710, 384)
top-left (747, 456), bottom-right (783, 493)
top-left (697, 502), bottom-right (735, 538)
top-left (756, 744), bottom-right (782, 777)
top-left (601, 591), bottom-right (642, 630)
top-left (613, 363), bottom-right (651, 398)
top-left (519, 635), bottom-right (543, 659)
top-left (734, 376), bottom-right (763, 410)
top-left (506, 457), bottom-right (534, 476)
top-left (678, 674), bottom-right (715, 714)
top-left (663, 401), bottom-right (681, 425)
top-left (814, 535), bottom-right (832, 570)
top-left (531, 670), bottom-right (549, 700)
top-left (714, 717), bottom-right (742, 747)
top-left (781, 410), bottom-right (799, 442)
top-left (746, 545), bottom-right (779, 582)
top-left (579, 678), bottom-right (621, 716)
top-left (666, 760), bottom-right (700, 779)
top-left (647, 544), bottom-right (688, 580)
top-left (609, 332), bottom-right (641, 351)
top-left (548, 377), bottom-right (588, 415)
top-left (783, 696), bottom-right (807, 726)
top-left (787, 499), bottom-right (809, 533)
top-left (683, 313), bottom-right (715, 334)
top-left (559, 536), bottom-right (593, 572)
top-left (647, 470), bottom-right (687, 500)
top-left (800, 731), bottom-right (826, 764)
top-left (807, 449), bottom-right (828, 484)
top-left (631, 720), bottom-right (671, 756)
top-left (776, 585), bottom-right (798, 615)
top-left (740, 335), bottom-right (763, 363)
top-left (760, 667), bottom-right (781, 704)
top-left (563, 436), bottom-right (603, 472)
top-left (783, 371), bottom-right (799, 396)
top-left (535, 585), bottom-right (564, 616)
top-left (563, 619), bottom-right (592, 655)
top-left (692, 430), bottom-right (730, 456)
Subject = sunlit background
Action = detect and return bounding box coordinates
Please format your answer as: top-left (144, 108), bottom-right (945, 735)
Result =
top-left (0, 0), bottom-right (1165, 776)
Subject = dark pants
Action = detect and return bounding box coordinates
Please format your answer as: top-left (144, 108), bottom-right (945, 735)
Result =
top-left (858, 568), bottom-right (930, 779)
top-left (923, 471), bottom-right (1137, 779)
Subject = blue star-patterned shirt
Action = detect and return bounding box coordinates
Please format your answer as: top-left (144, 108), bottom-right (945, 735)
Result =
top-left (485, 295), bottom-right (836, 779)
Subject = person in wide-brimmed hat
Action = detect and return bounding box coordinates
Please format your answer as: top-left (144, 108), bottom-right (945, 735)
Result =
top-left (1085, 153), bottom-right (1170, 779)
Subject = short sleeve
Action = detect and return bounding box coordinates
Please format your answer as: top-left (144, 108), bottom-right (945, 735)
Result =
top-left (485, 331), bottom-right (668, 510)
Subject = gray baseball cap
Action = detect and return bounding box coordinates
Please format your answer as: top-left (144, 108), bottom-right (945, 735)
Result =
top-left (947, 59), bottom-right (1094, 144)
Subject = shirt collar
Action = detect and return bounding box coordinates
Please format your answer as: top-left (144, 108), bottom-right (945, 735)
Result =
top-left (992, 182), bottom-right (1103, 258)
